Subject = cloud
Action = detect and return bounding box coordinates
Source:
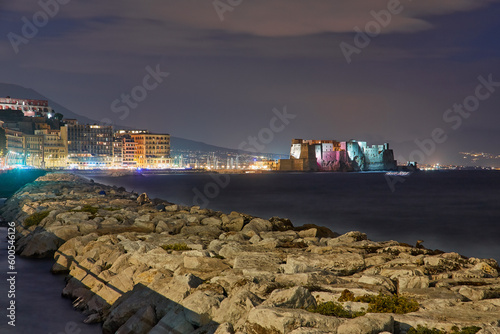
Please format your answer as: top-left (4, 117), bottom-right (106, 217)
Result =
top-left (2, 0), bottom-right (498, 65)
top-left (3, 0), bottom-right (499, 37)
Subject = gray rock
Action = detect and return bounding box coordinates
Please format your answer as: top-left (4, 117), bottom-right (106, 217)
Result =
top-left (222, 217), bottom-right (245, 232)
top-left (283, 253), bottom-right (365, 276)
top-left (182, 290), bottom-right (224, 327)
top-left (295, 224), bottom-right (337, 238)
top-left (241, 218), bottom-right (273, 235)
top-left (327, 231), bottom-right (367, 245)
top-left (202, 217), bottom-right (223, 228)
top-left (180, 225), bottom-right (223, 239)
top-left (262, 286), bottom-right (317, 309)
top-left (213, 289), bottom-right (262, 325)
top-left (46, 224), bottom-right (82, 241)
top-left (149, 305), bottom-right (195, 334)
top-left (399, 276), bottom-right (430, 291)
top-left (115, 305), bottom-right (157, 334)
top-left (19, 230), bottom-right (62, 257)
top-left (233, 252), bottom-right (283, 273)
top-left (137, 193), bottom-right (151, 205)
top-left (183, 256), bottom-right (230, 273)
top-left (214, 323), bottom-right (234, 334)
top-left (337, 314), bottom-right (394, 334)
top-left (245, 306), bottom-right (343, 334)
top-left (358, 275), bottom-right (396, 293)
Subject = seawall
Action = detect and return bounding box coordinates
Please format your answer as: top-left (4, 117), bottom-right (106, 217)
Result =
top-left (1, 173), bottom-right (500, 334)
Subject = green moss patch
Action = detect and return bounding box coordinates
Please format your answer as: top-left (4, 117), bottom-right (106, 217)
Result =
top-left (336, 289), bottom-right (419, 314)
top-left (307, 301), bottom-right (365, 318)
top-left (24, 210), bottom-right (50, 227)
top-left (408, 325), bottom-right (481, 334)
top-left (161, 243), bottom-right (192, 251)
top-left (72, 204), bottom-right (98, 215)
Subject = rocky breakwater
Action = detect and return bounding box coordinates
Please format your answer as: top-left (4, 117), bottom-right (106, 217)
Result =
top-left (1, 173), bottom-right (500, 334)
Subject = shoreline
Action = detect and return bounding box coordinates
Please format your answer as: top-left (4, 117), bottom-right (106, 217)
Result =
top-left (1, 173), bottom-right (500, 333)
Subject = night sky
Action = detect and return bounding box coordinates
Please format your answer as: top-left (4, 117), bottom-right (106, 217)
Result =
top-left (1, 1), bottom-right (499, 166)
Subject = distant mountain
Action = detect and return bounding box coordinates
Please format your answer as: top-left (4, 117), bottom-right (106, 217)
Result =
top-left (170, 136), bottom-right (240, 154)
top-left (0, 83), bottom-right (284, 157)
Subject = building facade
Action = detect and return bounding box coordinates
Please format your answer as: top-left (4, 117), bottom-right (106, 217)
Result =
top-left (38, 129), bottom-right (67, 168)
top-left (4, 128), bottom-right (67, 168)
top-left (112, 139), bottom-right (123, 167)
top-left (61, 124), bottom-right (113, 168)
top-left (122, 137), bottom-right (137, 167)
top-left (0, 97), bottom-right (53, 118)
top-left (4, 129), bottom-right (25, 166)
top-left (131, 133), bottom-right (171, 168)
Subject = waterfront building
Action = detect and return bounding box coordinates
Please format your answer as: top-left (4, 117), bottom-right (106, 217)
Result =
top-left (112, 138), bottom-right (123, 167)
top-left (4, 129), bottom-right (67, 168)
top-left (115, 130), bottom-right (150, 168)
top-left (122, 137), bottom-right (137, 168)
top-left (4, 128), bottom-right (25, 166)
top-left (61, 123), bottom-right (113, 168)
top-left (38, 129), bottom-right (67, 168)
top-left (250, 159), bottom-right (277, 170)
top-left (0, 97), bottom-right (53, 118)
top-left (24, 133), bottom-right (43, 167)
top-left (130, 132), bottom-right (171, 168)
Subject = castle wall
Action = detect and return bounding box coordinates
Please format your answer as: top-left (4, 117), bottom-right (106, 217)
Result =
top-left (364, 145), bottom-right (397, 171)
top-left (318, 150), bottom-right (352, 171)
top-left (278, 158), bottom-right (317, 171)
top-left (279, 139), bottom-right (397, 172)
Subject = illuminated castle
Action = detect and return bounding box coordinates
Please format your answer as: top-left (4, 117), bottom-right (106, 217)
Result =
top-left (278, 139), bottom-right (397, 172)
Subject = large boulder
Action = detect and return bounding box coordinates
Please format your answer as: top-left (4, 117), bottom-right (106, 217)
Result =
top-left (222, 217), bottom-right (245, 232)
top-left (241, 218), bottom-right (274, 235)
top-left (213, 289), bottom-right (262, 325)
top-left (337, 314), bottom-right (394, 334)
top-left (156, 219), bottom-right (186, 234)
top-left (262, 286), bottom-right (317, 309)
top-left (46, 225), bottom-right (82, 240)
top-left (180, 225), bottom-right (223, 239)
top-left (398, 276), bottom-right (430, 291)
top-left (282, 253), bottom-right (365, 276)
top-left (181, 290), bottom-right (224, 327)
top-left (233, 252), bottom-right (283, 274)
top-left (137, 193), bottom-right (151, 205)
top-left (18, 230), bottom-right (63, 257)
top-left (244, 306), bottom-right (343, 334)
top-left (55, 211), bottom-right (91, 225)
top-left (115, 305), bottom-right (157, 334)
top-left (295, 224), bottom-right (337, 238)
top-left (327, 231), bottom-right (367, 246)
top-left (358, 275), bottom-right (397, 293)
top-left (129, 248), bottom-right (184, 272)
top-left (148, 305), bottom-right (195, 334)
